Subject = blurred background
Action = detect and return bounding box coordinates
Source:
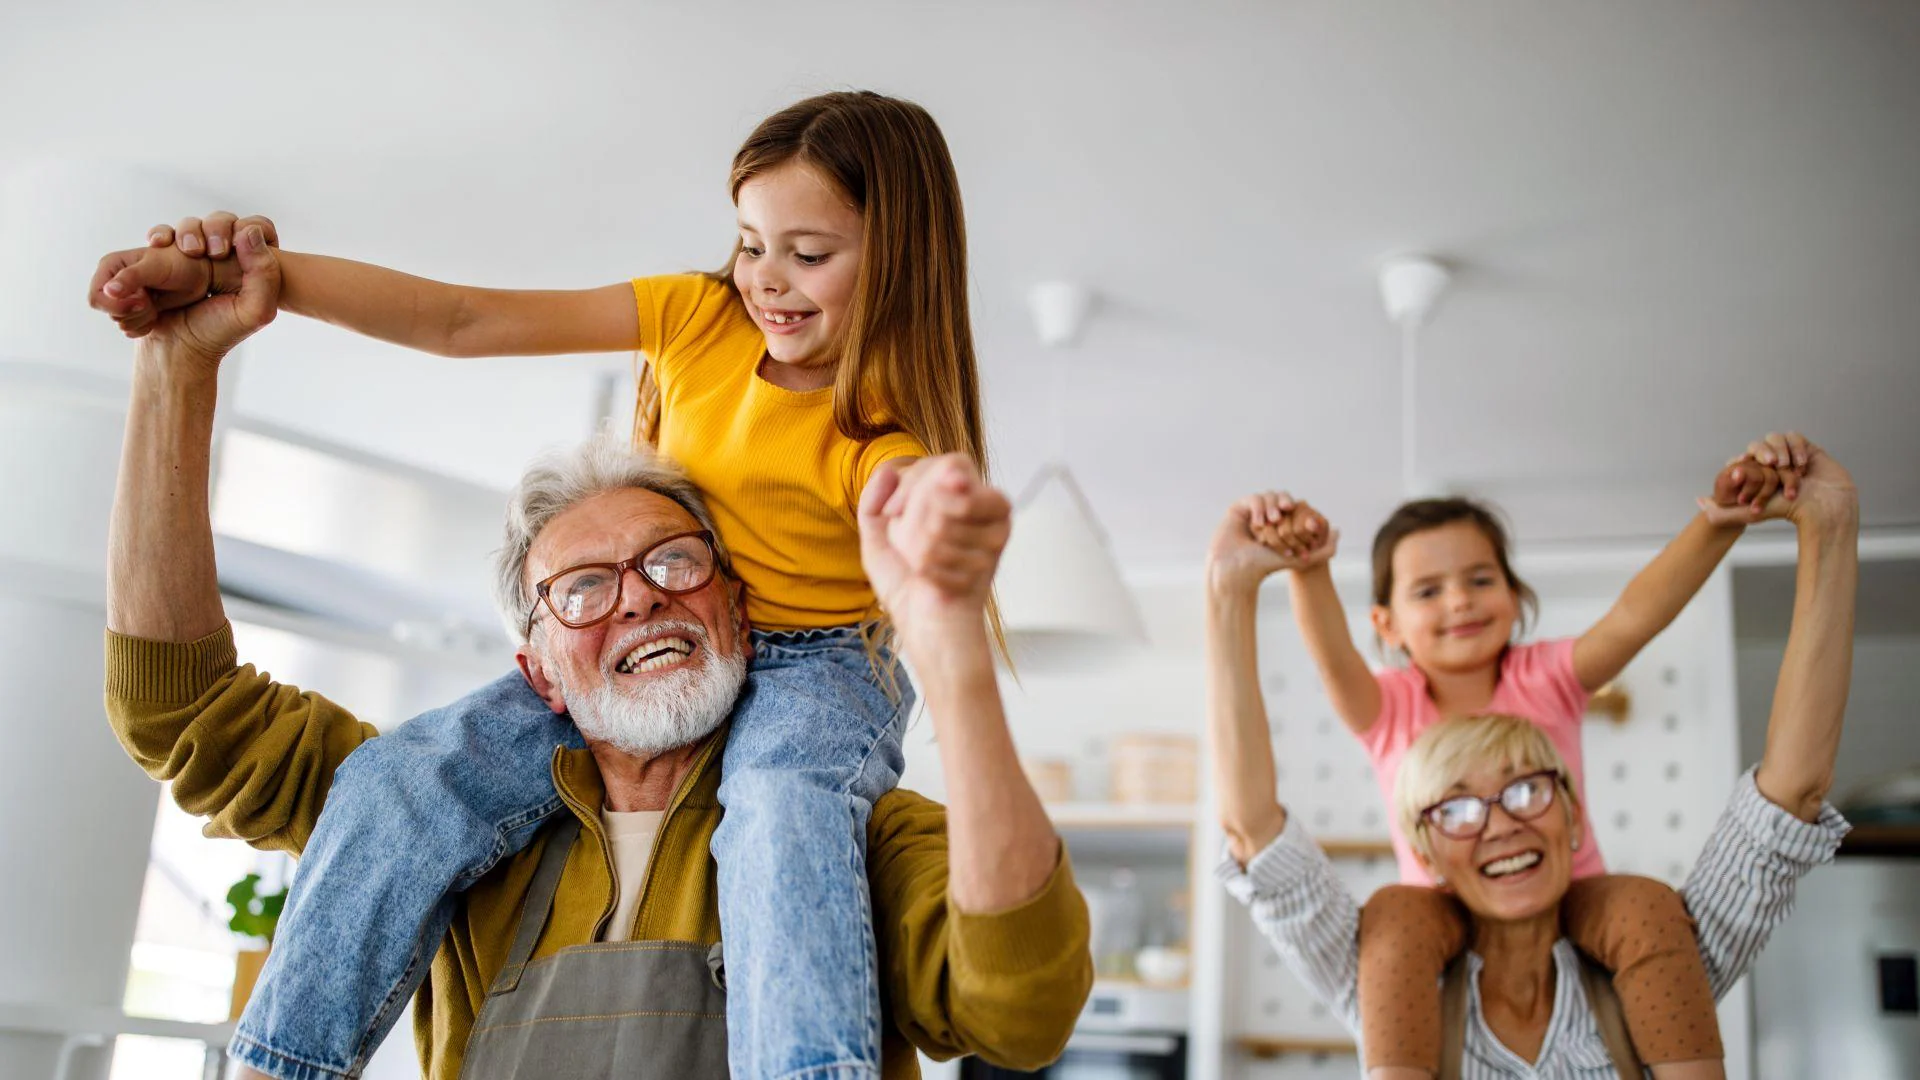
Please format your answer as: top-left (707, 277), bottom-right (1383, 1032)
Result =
top-left (1, 2), bottom-right (1915, 1078)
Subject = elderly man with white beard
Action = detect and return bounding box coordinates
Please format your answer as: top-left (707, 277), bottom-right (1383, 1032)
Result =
top-left (102, 228), bottom-right (1091, 1078)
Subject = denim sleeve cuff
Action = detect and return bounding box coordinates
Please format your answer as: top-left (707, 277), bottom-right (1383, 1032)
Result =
top-left (950, 843), bottom-right (1092, 979)
top-left (104, 623), bottom-right (238, 704)
top-left (1213, 810), bottom-right (1329, 905)
top-left (1729, 766), bottom-right (1850, 866)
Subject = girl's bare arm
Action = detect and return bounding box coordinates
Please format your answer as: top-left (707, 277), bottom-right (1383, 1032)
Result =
top-left (1572, 433), bottom-right (1811, 692)
top-left (1287, 563), bottom-right (1382, 736)
top-left (269, 251), bottom-right (639, 358)
top-left (93, 214), bottom-right (640, 358)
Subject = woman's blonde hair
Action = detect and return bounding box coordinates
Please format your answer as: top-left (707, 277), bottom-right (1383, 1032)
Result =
top-left (1393, 713), bottom-right (1581, 862)
top-left (634, 90), bottom-right (1005, 671)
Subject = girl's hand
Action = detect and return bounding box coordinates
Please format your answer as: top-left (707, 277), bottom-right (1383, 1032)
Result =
top-left (90, 244), bottom-right (217, 338)
top-left (148, 211), bottom-right (280, 261)
top-left (1703, 458), bottom-right (1785, 526)
top-left (1207, 492), bottom-right (1337, 595)
top-left (91, 212), bottom-right (281, 336)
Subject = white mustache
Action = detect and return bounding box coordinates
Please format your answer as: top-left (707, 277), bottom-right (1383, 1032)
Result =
top-left (601, 619), bottom-right (709, 676)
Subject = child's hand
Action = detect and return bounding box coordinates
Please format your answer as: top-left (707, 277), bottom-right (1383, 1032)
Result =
top-left (1703, 458), bottom-right (1784, 525)
top-left (1698, 431), bottom-right (1813, 526)
top-left (1207, 491), bottom-right (1338, 595)
top-left (89, 244), bottom-right (217, 339)
top-left (88, 212), bottom-right (281, 338)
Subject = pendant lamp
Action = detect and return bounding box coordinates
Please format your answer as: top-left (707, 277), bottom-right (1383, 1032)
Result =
top-left (994, 282), bottom-right (1146, 665)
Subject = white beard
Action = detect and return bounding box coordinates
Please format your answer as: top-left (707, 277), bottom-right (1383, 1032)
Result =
top-left (558, 630), bottom-right (746, 757)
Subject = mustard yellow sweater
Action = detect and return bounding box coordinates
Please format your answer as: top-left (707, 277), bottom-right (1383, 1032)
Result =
top-left (105, 625), bottom-right (1092, 1078)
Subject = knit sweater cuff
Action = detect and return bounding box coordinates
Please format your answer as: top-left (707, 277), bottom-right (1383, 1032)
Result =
top-left (950, 845), bottom-right (1089, 978)
top-left (104, 623), bottom-right (237, 703)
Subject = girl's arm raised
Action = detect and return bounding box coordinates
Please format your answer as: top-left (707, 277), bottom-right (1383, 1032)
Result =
top-left (1570, 513), bottom-right (1746, 692)
top-left (94, 212), bottom-right (640, 358)
top-left (1571, 432), bottom-right (1810, 692)
top-left (1287, 562), bottom-right (1382, 737)
top-left (272, 251), bottom-right (639, 358)
top-left (1240, 491), bottom-right (1381, 736)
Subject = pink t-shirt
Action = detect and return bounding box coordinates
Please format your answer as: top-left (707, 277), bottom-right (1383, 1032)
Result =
top-left (1361, 637), bottom-right (1606, 885)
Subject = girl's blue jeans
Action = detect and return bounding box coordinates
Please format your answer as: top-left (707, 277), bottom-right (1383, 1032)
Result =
top-left (228, 626), bottom-right (909, 1080)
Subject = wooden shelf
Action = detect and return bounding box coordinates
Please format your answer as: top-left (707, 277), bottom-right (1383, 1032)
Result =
top-left (1047, 802), bottom-right (1196, 830)
top-left (1318, 837), bottom-right (1395, 859)
top-left (1236, 1035), bottom-right (1358, 1058)
top-left (1840, 823), bottom-right (1920, 857)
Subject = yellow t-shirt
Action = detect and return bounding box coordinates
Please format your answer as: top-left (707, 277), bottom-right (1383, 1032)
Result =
top-left (633, 274), bottom-right (926, 631)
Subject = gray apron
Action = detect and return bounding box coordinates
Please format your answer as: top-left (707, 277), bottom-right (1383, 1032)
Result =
top-left (460, 816), bottom-right (731, 1080)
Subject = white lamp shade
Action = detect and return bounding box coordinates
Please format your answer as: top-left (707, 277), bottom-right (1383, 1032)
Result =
top-left (994, 464), bottom-right (1146, 664)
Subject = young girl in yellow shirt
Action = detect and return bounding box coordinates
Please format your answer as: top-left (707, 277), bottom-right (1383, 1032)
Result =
top-left (98, 91), bottom-right (992, 1080)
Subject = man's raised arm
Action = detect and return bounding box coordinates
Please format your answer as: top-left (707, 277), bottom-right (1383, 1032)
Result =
top-left (107, 225), bottom-right (281, 639)
top-left (100, 226), bottom-right (378, 855)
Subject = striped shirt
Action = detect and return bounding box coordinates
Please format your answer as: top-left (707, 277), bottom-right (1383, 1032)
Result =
top-left (1216, 768), bottom-right (1848, 1078)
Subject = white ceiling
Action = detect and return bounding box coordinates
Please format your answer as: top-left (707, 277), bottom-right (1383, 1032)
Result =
top-left (6, 1), bottom-right (1917, 570)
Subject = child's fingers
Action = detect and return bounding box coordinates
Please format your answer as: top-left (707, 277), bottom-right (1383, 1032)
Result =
top-left (1749, 466), bottom-right (1781, 513)
top-left (147, 224), bottom-right (175, 248)
top-left (89, 248), bottom-right (141, 310)
top-left (1711, 465), bottom-right (1742, 508)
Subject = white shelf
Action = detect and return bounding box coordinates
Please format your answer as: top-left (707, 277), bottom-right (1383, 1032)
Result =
top-left (1047, 802), bottom-right (1197, 830)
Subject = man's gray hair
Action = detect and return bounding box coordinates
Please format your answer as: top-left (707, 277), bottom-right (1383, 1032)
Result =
top-left (493, 430), bottom-right (731, 641)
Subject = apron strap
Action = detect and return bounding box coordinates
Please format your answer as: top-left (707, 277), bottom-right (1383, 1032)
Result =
top-left (1575, 951), bottom-right (1645, 1080)
top-left (1437, 953), bottom-right (1471, 1080)
top-left (489, 814), bottom-right (582, 996)
top-left (1438, 948), bottom-right (1645, 1079)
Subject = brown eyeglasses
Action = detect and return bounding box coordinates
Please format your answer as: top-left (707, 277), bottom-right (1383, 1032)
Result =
top-left (1418, 769), bottom-right (1564, 841)
top-left (524, 530), bottom-right (718, 637)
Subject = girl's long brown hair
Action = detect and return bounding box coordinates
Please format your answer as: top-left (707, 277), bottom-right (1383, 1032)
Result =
top-left (635, 90), bottom-right (1004, 668)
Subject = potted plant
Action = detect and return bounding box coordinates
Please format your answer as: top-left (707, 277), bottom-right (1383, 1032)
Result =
top-left (227, 872), bottom-right (288, 1020)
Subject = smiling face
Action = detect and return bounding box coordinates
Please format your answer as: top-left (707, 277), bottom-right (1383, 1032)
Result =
top-left (1417, 759), bottom-right (1580, 923)
top-left (1374, 520), bottom-right (1521, 675)
top-left (516, 489), bottom-right (750, 756)
top-left (731, 159), bottom-right (865, 389)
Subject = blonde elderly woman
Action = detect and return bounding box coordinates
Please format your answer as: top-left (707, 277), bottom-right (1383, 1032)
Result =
top-left (1203, 444), bottom-right (1857, 1079)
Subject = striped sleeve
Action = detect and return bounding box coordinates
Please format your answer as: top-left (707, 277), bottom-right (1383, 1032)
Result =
top-left (1680, 767), bottom-right (1849, 1000)
top-left (1214, 815), bottom-right (1364, 1033)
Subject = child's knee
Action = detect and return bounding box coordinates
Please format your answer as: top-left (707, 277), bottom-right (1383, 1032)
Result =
top-left (1360, 885), bottom-right (1466, 956)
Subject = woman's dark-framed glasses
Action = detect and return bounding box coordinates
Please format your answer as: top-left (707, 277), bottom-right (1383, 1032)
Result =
top-left (524, 530), bottom-right (718, 637)
top-left (1418, 769), bottom-right (1563, 841)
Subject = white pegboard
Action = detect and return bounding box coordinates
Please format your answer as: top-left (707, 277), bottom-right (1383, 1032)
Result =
top-left (1217, 564), bottom-right (1747, 1077)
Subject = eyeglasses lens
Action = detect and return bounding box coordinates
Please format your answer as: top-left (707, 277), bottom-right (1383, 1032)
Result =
top-left (644, 535), bottom-right (714, 592)
top-left (1431, 799), bottom-right (1487, 839)
top-left (1501, 774), bottom-right (1555, 819)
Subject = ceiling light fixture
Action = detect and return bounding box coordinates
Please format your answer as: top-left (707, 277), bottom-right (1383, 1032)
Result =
top-left (992, 281), bottom-right (1146, 665)
top-left (1378, 254), bottom-right (1452, 499)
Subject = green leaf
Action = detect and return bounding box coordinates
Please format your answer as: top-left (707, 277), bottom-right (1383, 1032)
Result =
top-left (225, 872), bottom-right (289, 943)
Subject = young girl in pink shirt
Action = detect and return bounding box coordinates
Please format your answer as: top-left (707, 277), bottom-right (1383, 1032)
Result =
top-left (1225, 432), bottom-right (1808, 1079)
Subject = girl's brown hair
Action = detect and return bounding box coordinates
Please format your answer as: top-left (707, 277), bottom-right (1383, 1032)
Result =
top-left (1371, 497), bottom-right (1538, 634)
top-left (634, 90), bottom-right (1003, 668)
